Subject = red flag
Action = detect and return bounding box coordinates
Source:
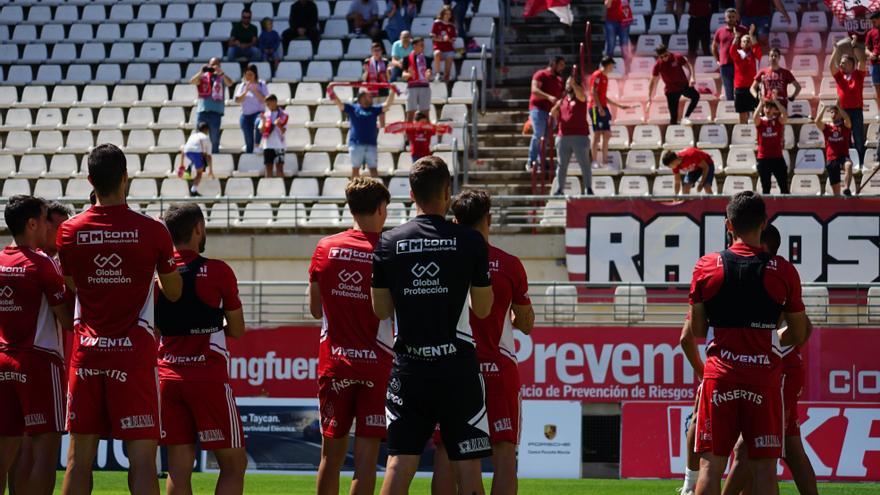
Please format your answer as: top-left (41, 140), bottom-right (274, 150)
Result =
top-left (524, 0), bottom-right (573, 25)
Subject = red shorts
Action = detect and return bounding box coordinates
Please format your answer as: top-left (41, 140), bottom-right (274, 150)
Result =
top-left (317, 373), bottom-right (388, 439)
top-left (67, 364), bottom-right (160, 440)
top-left (481, 359), bottom-right (521, 444)
top-left (695, 377), bottom-right (784, 459)
top-left (160, 380), bottom-right (244, 450)
top-left (0, 351), bottom-right (66, 436)
top-left (783, 366), bottom-right (804, 438)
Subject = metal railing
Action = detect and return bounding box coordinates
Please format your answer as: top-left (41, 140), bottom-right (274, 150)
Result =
top-left (238, 281), bottom-right (880, 328)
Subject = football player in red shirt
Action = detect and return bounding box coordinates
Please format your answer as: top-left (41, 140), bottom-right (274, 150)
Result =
top-left (432, 190), bottom-right (535, 495)
top-left (690, 192), bottom-right (809, 495)
top-left (58, 144), bottom-right (183, 495)
top-left (309, 177), bottom-right (393, 495)
top-left (0, 196), bottom-right (72, 495)
top-left (156, 203), bottom-right (247, 495)
top-left (815, 103), bottom-right (855, 196)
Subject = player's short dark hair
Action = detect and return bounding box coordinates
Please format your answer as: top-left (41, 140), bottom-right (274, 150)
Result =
top-left (841, 54), bottom-right (856, 64)
top-left (163, 203), bottom-right (205, 245)
top-left (346, 177), bottom-right (390, 215)
top-left (661, 150), bottom-right (679, 167)
top-left (761, 224), bottom-right (781, 256)
top-left (769, 47), bottom-right (781, 56)
top-left (727, 191), bottom-right (766, 236)
top-left (88, 144), bottom-right (127, 197)
top-left (197, 121), bottom-right (210, 133)
top-left (413, 37), bottom-right (425, 45)
top-left (414, 111), bottom-right (429, 121)
top-left (5, 195), bottom-right (46, 236)
top-left (371, 41), bottom-right (383, 51)
top-left (655, 44), bottom-right (668, 56)
top-left (410, 155), bottom-right (450, 204)
top-left (47, 201), bottom-right (72, 220)
top-left (266, 94), bottom-right (278, 103)
top-left (451, 190), bottom-right (491, 228)
top-left (600, 56), bottom-right (615, 67)
top-left (549, 55), bottom-right (565, 66)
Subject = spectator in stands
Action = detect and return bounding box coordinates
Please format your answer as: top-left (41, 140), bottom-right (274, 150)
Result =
top-left (432, 5), bottom-right (458, 83)
top-left (179, 122), bottom-right (214, 197)
top-left (730, 27), bottom-right (761, 124)
top-left (831, 6), bottom-right (871, 69)
top-left (402, 37), bottom-right (432, 121)
top-left (550, 74), bottom-right (592, 195)
top-left (234, 65), bottom-right (269, 154)
top-left (261, 95), bottom-right (289, 178)
top-left (330, 88), bottom-right (396, 177)
top-left (407, 112), bottom-right (438, 162)
top-left (646, 45), bottom-right (700, 125)
top-left (589, 57), bottom-right (633, 168)
top-left (831, 54), bottom-right (868, 166)
top-left (259, 18), bottom-right (282, 69)
top-left (190, 58), bottom-right (234, 154)
top-left (283, 0), bottom-right (321, 49)
top-left (384, 0), bottom-right (417, 45)
top-left (348, 0), bottom-right (381, 39)
top-left (867, 13), bottom-right (880, 106)
top-left (604, 0), bottom-right (632, 63)
top-left (389, 31), bottom-right (415, 82)
top-left (528, 57), bottom-right (566, 170)
top-left (227, 8), bottom-right (260, 61)
top-left (444, 0), bottom-right (471, 42)
top-left (736, 0), bottom-right (789, 48)
top-left (754, 96), bottom-right (789, 194)
top-left (713, 8), bottom-right (748, 101)
top-left (815, 103), bottom-right (855, 196)
top-left (661, 147), bottom-right (716, 195)
top-left (363, 42), bottom-right (390, 128)
top-left (751, 47), bottom-right (800, 108)
top-left (673, 0), bottom-right (711, 58)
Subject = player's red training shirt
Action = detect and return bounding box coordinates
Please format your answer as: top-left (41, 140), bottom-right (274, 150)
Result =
top-left (472, 245), bottom-right (530, 365)
top-left (823, 123), bottom-right (852, 162)
top-left (756, 117), bottom-right (784, 159)
top-left (588, 69), bottom-right (608, 108)
top-left (673, 147), bottom-right (712, 174)
top-left (158, 250), bottom-right (242, 382)
top-left (0, 246), bottom-right (67, 360)
top-left (309, 229), bottom-right (393, 379)
top-left (58, 205), bottom-right (176, 369)
top-left (689, 241), bottom-right (805, 385)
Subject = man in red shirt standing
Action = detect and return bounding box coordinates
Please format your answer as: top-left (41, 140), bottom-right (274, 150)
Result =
top-left (155, 203), bottom-right (247, 495)
top-left (432, 190), bottom-right (535, 495)
top-left (0, 196), bottom-right (72, 495)
top-left (865, 12), bottom-right (880, 106)
top-left (751, 48), bottom-right (800, 107)
top-left (309, 177), bottom-right (393, 495)
top-left (673, 0), bottom-right (712, 58)
top-left (661, 147), bottom-right (715, 195)
top-left (753, 97), bottom-right (789, 194)
top-left (690, 191), bottom-right (809, 495)
top-left (589, 57), bottom-right (634, 169)
top-left (550, 74), bottom-right (593, 195)
top-left (712, 9), bottom-right (748, 101)
top-left (58, 144), bottom-right (183, 495)
top-left (831, 53), bottom-right (868, 168)
top-left (528, 57), bottom-right (566, 171)
top-left (730, 26), bottom-right (761, 124)
top-left (646, 44), bottom-right (699, 125)
top-left (815, 103), bottom-right (855, 196)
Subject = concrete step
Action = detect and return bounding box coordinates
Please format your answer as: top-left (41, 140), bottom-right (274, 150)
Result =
top-left (478, 133), bottom-right (532, 147)
top-left (478, 109), bottom-right (529, 124)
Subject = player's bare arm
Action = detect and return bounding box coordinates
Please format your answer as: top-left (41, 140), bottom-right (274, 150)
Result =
top-left (50, 302), bottom-right (74, 331)
top-left (511, 303), bottom-right (535, 335)
top-left (469, 285), bottom-right (494, 319)
top-left (679, 318), bottom-right (704, 380)
top-left (778, 311), bottom-right (810, 346)
top-left (308, 281), bottom-right (323, 320)
top-left (381, 89), bottom-right (396, 111)
top-left (157, 270), bottom-right (183, 303)
top-left (371, 287), bottom-right (394, 320)
top-left (689, 303), bottom-right (709, 339)
top-left (224, 308), bottom-right (246, 339)
top-left (63, 275), bottom-right (77, 293)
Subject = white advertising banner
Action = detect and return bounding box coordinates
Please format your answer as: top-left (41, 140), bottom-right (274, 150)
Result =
top-left (517, 400), bottom-right (582, 478)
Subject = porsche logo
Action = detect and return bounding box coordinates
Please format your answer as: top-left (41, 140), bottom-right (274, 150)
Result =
top-left (544, 424), bottom-right (557, 440)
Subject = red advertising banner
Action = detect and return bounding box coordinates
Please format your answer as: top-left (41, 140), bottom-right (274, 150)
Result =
top-left (564, 197), bottom-right (880, 284)
top-left (227, 326), bottom-right (880, 404)
top-left (620, 401), bottom-right (880, 481)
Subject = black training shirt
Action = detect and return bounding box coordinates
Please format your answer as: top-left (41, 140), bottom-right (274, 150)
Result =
top-left (372, 214), bottom-right (491, 373)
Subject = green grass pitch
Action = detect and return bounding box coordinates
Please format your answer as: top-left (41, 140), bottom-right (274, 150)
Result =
top-left (52, 472), bottom-right (880, 494)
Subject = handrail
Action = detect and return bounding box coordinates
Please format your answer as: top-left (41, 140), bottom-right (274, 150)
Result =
top-left (470, 64), bottom-right (479, 159)
top-left (479, 44), bottom-right (487, 116)
top-left (452, 136), bottom-right (460, 193)
top-left (488, 20), bottom-right (497, 93)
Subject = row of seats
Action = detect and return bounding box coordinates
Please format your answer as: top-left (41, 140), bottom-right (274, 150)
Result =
top-left (0, 82), bottom-right (476, 109)
top-left (0, 1), bottom-right (501, 26)
top-left (625, 10), bottom-right (840, 38)
top-left (0, 176), bottom-right (417, 200)
top-left (0, 102), bottom-right (469, 131)
top-left (0, 150), bottom-right (455, 178)
top-left (0, 59), bottom-right (485, 84)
